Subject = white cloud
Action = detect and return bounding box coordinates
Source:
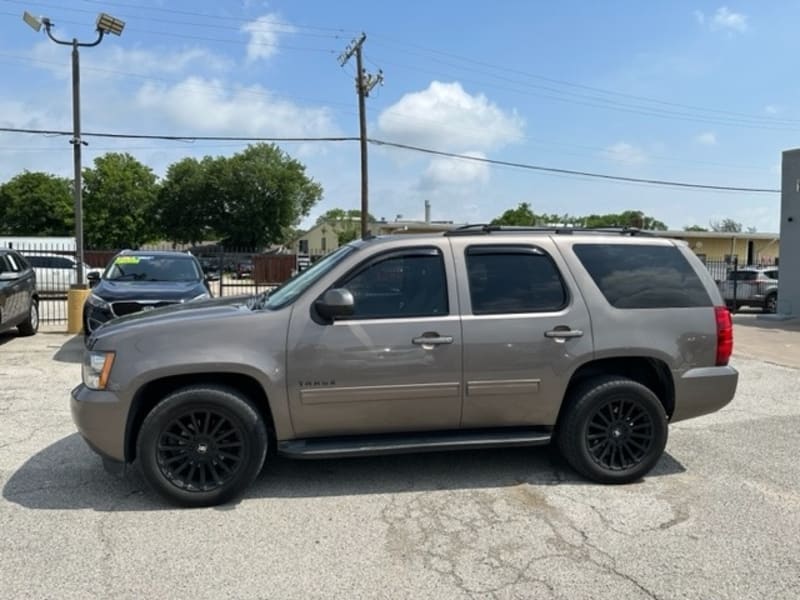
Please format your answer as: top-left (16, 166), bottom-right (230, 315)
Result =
top-left (602, 142), bottom-right (647, 165)
top-left (136, 77), bottom-right (339, 137)
top-left (377, 81), bottom-right (524, 152)
top-left (419, 152), bottom-right (490, 189)
top-left (695, 132), bottom-right (718, 145)
top-left (765, 105), bottom-right (779, 115)
top-left (242, 14), bottom-right (295, 62)
top-left (30, 41), bottom-right (231, 80)
top-left (710, 7), bottom-right (748, 33)
top-left (694, 10), bottom-right (706, 25)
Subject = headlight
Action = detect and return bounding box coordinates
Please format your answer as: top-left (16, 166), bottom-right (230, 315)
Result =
top-left (87, 293), bottom-right (111, 310)
top-left (189, 292), bottom-right (210, 302)
top-left (82, 351), bottom-right (115, 390)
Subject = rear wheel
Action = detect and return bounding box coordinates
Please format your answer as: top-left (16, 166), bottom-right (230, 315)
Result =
top-left (17, 298), bottom-right (39, 336)
top-left (558, 376), bottom-right (668, 484)
top-left (137, 385), bottom-right (267, 507)
top-left (764, 293), bottom-right (778, 314)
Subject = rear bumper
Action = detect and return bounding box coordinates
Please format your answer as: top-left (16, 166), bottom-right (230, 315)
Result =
top-left (671, 365), bottom-right (738, 422)
top-left (70, 384), bottom-right (129, 463)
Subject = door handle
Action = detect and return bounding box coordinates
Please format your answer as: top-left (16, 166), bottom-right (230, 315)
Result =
top-left (412, 335), bottom-right (454, 346)
top-left (544, 328), bottom-right (584, 339)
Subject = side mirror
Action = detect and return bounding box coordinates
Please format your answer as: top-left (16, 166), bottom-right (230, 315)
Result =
top-left (315, 288), bottom-right (354, 322)
top-left (87, 271), bottom-right (100, 288)
top-left (0, 271), bottom-right (17, 281)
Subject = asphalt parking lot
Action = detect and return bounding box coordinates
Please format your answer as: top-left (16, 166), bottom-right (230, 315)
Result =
top-left (1, 320), bottom-right (799, 599)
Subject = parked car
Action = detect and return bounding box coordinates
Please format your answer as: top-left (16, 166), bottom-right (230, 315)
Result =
top-left (0, 249), bottom-right (39, 336)
top-left (198, 257), bottom-right (221, 281)
top-left (23, 253), bottom-right (101, 295)
top-left (718, 266), bottom-right (778, 313)
top-left (83, 250), bottom-right (211, 335)
top-left (72, 227), bottom-right (737, 507)
top-left (234, 258), bottom-right (254, 279)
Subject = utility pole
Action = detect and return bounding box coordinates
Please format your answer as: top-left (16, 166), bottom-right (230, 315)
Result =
top-left (339, 33), bottom-right (383, 239)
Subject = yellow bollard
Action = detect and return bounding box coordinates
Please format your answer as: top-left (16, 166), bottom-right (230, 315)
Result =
top-left (67, 286), bottom-right (91, 334)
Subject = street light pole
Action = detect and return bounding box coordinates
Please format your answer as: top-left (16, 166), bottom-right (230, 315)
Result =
top-left (70, 38), bottom-right (86, 286)
top-left (23, 11), bottom-right (125, 286)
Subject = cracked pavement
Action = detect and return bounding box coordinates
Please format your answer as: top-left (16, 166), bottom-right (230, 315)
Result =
top-left (1, 328), bottom-right (799, 599)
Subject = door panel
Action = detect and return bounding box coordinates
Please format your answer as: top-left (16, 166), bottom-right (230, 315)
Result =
top-left (285, 243), bottom-right (463, 438)
top-left (452, 239), bottom-right (594, 428)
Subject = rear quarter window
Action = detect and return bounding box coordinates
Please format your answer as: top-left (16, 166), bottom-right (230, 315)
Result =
top-left (573, 244), bottom-right (712, 309)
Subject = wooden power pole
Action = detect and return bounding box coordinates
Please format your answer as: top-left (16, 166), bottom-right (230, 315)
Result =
top-left (339, 33), bottom-right (383, 239)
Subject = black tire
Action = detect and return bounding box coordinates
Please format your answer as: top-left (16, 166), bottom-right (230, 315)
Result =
top-left (764, 293), bottom-right (778, 314)
top-left (137, 385), bottom-right (268, 508)
top-left (557, 376), bottom-right (668, 484)
top-left (17, 298), bottom-right (39, 336)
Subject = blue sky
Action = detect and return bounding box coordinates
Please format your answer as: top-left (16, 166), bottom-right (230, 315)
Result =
top-left (0, 1), bottom-right (796, 232)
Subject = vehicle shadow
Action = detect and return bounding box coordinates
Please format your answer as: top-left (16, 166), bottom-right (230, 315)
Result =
top-left (2, 433), bottom-right (686, 512)
top-left (52, 334), bottom-right (85, 363)
top-left (0, 331), bottom-right (18, 346)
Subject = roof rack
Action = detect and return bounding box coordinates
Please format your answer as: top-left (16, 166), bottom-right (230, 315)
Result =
top-left (444, 224), bottom-right (654, 237)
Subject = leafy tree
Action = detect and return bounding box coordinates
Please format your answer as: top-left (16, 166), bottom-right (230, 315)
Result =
top-left (211, 144), bottom-right (323, 248)
top-left (491, 205), bottom-right (668, 230)
top-left (684, 225), bottom-right (708, 232)
top-left (581, 210), bottom-right (667, 230)
top-left (82, 153), bottom-right (159, 249)
top-left (156, 157), bottom-right (219, 245)
top-left (491, 202), bottom-right (536, 226)
top-left (709, 218), bottom-right (742, 233)
top-left (0, 171), bottom-right (73, 235)
top-left (316, 208), bottom-right (374, 244)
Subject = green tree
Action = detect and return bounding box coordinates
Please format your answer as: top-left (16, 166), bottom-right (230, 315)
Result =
top-left (83, 153), bottom-right (159, 249)
top-left (156, 157), bottom-right (219, 245)
top-left (316, 208), bottom-right (374, 244)
top-left (491, 202), bottom-right (536, 226)
top-left (0, 171), bottom-right (73, 235)
top-left (709, 218), bottom-right (742, 233)
top-left (581, 210), bottom-right (667, 230)
top-left (684, 225), bottom-right (708, 232)
top-left (212, 144), bottom-right (323, 247)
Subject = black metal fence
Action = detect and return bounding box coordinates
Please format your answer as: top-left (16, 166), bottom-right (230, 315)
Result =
top-left (4, 239), bottom-right (782, 325)
top-left (1, 241), bottom-right (303, 325)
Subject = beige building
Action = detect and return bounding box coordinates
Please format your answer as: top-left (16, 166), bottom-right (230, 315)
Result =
top-left (653, 230), bottom-right (780, 264)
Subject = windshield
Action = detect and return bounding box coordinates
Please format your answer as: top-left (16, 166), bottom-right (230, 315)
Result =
top-left (251, 245), bottom-right (356, 310)
top-left (727, 271), bottom-right (758, 281)
top-left (105, 255), bottom-right (202, 282)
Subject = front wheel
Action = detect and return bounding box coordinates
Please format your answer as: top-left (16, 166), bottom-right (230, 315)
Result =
top-left (137, 385), bottom-right (268, 507)
top-left (17, 298), bottom-right (39, 336)
top-left (557, 376), bottom-right (668, 484)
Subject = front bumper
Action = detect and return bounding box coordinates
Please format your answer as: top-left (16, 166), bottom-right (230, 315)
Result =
top-left (70, 384), bottom-right (129, 463)
top-left (671, 365), bottom-right (739, 422)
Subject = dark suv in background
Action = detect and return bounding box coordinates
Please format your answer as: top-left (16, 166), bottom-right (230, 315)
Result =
top-left (83, 250), bottom-right (211, 334)
top-left (0, 249), bottom-right (39, 336)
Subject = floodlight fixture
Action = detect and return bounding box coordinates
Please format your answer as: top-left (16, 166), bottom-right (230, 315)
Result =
top-left (96, 13), bottom-right (125, 36)
top-left (22, 11), bottom-right (42, 32)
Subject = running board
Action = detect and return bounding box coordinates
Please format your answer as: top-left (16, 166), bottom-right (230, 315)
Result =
top-left (278, 427), bottom-right (552, 459)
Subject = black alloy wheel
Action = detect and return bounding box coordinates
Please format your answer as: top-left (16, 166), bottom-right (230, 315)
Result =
top-left (138, 386), bottom-right (267, 507)
top-left (558, 376), bottom-right (668, 484)
top-left (156, 408), bottom-right (246, 493)
top-left (585, 396), bottom-right (654, 471)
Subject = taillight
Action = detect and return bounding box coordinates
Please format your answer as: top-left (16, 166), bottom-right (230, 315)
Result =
top-left (715, 306), bottom-right (733, 366)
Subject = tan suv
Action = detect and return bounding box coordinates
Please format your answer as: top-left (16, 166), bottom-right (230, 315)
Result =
top-left (71, 227), bottom-right (738, 507)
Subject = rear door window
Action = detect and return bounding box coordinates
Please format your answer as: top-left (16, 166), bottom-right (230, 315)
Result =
top-left (573, 244), bottom-right (711, 309)
top-left (466, 246), bottom-right (567, 314)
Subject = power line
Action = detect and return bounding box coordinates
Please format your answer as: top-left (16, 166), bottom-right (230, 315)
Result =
top-left (369, 35), bottom-right (800, 126)
top-left (0, 125), bottom-right (778, 193)
top-left (367, 139), bottom-right (781, 194)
